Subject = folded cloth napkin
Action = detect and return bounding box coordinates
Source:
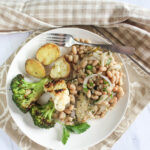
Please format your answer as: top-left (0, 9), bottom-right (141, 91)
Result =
top-left (0, 1), bottom-right (150, 150)
top-left (0, 0), bottom-right (150, 73)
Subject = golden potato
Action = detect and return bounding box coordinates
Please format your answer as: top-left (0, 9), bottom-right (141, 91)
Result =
top-left (25, 59), bottom-right (46, 78)
top-left (36, 43), bottom-right (60, 65)
top-left (50, 57), bottom-right (70, 79)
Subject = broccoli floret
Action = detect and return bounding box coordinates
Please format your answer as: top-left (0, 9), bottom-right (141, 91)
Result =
top-left (11, 74), bottom-right (49, 113)
top-left (30, 101), bottom-right (55, 128)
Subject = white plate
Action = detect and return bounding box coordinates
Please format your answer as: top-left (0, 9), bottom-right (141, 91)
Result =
top-left (6, 28), bottom-right (129, 150)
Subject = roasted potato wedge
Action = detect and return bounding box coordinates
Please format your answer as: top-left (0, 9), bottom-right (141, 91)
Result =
top-left (36, 43), bottom-right (60, 65)
top-left (25, 59), bottom-right (46, 78)
top-left (50, 57), bottom-right (70, 79)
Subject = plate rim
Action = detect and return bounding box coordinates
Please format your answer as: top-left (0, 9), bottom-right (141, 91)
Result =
top-left (6, 27), bottom-right (130, 150)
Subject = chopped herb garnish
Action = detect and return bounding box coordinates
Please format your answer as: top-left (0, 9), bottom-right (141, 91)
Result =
top-left (110, 94), bottom-right (113, 99)
top-left (85, 73), bottom-right (89, 76)
top-left (61, 122), bottom-right (90, 144)
top-left (106, 58), bottom-right (112, 65)
top-left (103, 87), bottom-right (107, 91)
top-left (103, 80), bottom-right (108, 84)
top-left (62, 126), bottom-right (70, 144)
top-left (92, 110), bottom-right (95, 113)
top-left (66, 123), bottom-right (90, 134)
top-left (86, 71), bottom-right (92, 75)
top-left (90, 82), bottom-right (94, 86)
top-left (83, 87), bottom-right (88, 92)
top-left (83, 84), bottom-right (87, 88)
top-left (86, 65), bottom-right (93, 70)
top-left (110, 92), bottom-right (114, 98)
top-left (83, 84), bottom-right (88, 92)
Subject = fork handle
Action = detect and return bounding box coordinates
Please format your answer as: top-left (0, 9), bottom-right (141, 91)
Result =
top-left (74, 41), bottom-right (135, 55)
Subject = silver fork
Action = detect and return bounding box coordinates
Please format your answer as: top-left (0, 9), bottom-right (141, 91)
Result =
top-left (46, 33), bottom-right (135, 55)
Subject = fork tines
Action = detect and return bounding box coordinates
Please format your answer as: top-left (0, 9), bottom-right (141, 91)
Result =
top-left (48, 33), bottom-right (68, 36)
top-left (46, 33), bottom-right (70, 46)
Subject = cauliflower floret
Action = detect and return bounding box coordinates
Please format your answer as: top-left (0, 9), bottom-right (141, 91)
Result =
top-left (44, 80), bottom-right (70, 111)
top-left (51, 89), bottom-right (70, 111)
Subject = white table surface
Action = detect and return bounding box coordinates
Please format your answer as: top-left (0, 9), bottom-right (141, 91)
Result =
top-left (1, 1), bottom-right (150, 149)
top-left (115, 0), bottom-right (150, 9)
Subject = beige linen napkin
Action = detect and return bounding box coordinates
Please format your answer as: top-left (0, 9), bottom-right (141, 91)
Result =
top-left (0, 1), bottom-right (150, 150)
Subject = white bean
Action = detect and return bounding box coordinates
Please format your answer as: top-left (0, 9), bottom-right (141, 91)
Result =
top-left (87, 90), bottom-right (91, 98)
top-left (73, 55), bottom-right (79, 63)
top-left (94, 90), bottom-right (102, 96)
top-left (69, 84), bottom-right (76, 90)
top-left (93, 60), bottom-right (99, 66)
top-left (99, 66), bottom-right (107, 72)
top-left (59, 112), bottom-right (66, 119)
top-left (84, 39), bottom-right (91, 43)
top-left (65, 122), bottom-right (73, 125)
top-left (78, 77), bottom-right (83, 84)
top-left (70, 89), bottom-right (77, 95)
top-left (68, 105), bottom-right (74, 111)
top-left (70, 95), bottom-right (75, 104)
top-left (111, 76), bottom-right (116, 83)
top-left (92, 67), bottom-right (97, 73)
top-left (72, 46), bottom-right (77, 55)
top-left (68, 55), bottom-right (73, 62)
top-left (99, 80), bottom-right (103, 84)
top-left (107, 87), bottom-right (112, 94)
top-left (67, 116), bottom-right (73, 122)
top-left (88, 60), bottom-right (93, 64)
top-left (91, 95), bottom-right (99, 100)
top-left (78, 50), bottom-right (84, 54)
top-left (113, 85), bottom-right (118, 92)
top-left (117, 87), bottom-right (124, 99)
top-left (100, 111), bottom-right (106, 118)
top-left (77, 86), bottom-right (82, 91)
top-left (79, 45), bottom-right (85, 50)
top-left (115, 71), bottom-right (120, 84)
top-left (74, 38), bottom-right (80, 42)
top-left (119, 76), bottom-right (123, 86)
top-left (80, 38), bottom-right (84, 43)
top-left (107, 71), bottom-right (112, 78)
top-left (109, 96), bottom-right (117, 104)
top-left (81, 60), bottom-right (88, 68)
top-left (64, 109), bottom-right (71, 114)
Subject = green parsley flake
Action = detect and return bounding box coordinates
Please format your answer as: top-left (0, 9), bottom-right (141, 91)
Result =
top-left (86, 65), bottom-right (93, 70)
top-left (103, 80), bottom-right (108, 84)
top-left (103, 87), bottom-right (107, 91)
top-left (83, 85), bottom-right (88, 92)
top-left (90, 82), bottom-right (94, 86)
top-left (106, 58), bottom-right (112, 65)
top-left (83, 87), bottom-right (88, 92)
top-left (110, 92), bottom-right (114, 98)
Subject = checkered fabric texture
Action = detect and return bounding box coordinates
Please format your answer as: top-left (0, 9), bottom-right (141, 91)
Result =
top-left (0, 0), bottom-right (150, 150)
top-left (0, 0), bottom-right (150, 73)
